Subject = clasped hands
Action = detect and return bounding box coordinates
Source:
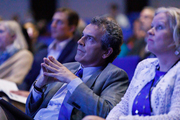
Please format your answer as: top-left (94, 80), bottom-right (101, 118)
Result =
top-left (35, 56), bottom-right (78, 88)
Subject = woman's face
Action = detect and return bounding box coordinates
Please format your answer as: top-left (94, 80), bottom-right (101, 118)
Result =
top-left (0, 24), bottom-right (15, 51)
top-left (147, 12), bottom-right (174, 56)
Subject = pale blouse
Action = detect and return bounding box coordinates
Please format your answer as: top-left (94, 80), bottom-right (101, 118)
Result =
top-left (106, 58), bottom-right (180, 120)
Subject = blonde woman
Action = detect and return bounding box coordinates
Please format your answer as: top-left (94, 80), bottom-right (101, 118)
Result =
top-left (0, 21), bottom-right (33, 84)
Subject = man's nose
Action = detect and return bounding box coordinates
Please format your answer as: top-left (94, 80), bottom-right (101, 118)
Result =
top-left (51, 21), bottom-right (56, 28)
top-left (77, 37), bottom-right (85, 46)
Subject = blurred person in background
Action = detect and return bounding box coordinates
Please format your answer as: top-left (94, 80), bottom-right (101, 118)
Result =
top-left (107, 3), bottom-right (131, 30)
top-left (0, 20), bottom-right (33, 84)
top-left (36, 19), bottom-right (50, 37)
top-left (23, 22), bottom-right (47, 54)
top-left (126, 18), bottom-right (146, 51)
top-left (74, 18), bottom-right (87, 41)
top-left (128, 7), bottom-right (155, 59)
top-left (12, 7), bottom-right (79, 96)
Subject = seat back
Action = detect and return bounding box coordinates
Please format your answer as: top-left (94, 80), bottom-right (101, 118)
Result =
top-left (112, 56), bottom-right (140, 81)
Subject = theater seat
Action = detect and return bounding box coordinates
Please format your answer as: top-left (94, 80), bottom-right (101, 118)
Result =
top-left (112, 56), bottom-right (141, 81)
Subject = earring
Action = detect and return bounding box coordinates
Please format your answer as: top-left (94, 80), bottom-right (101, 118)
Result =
top-left (175, 50), bottom-right (180, 55)
top-left (175, 46), bottom-right (180, 55)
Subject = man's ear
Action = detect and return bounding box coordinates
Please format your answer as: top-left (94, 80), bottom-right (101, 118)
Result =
top-left (102, 47), bottom-right (113, 59)
top-left (69, 25), bottom-right (76, 33)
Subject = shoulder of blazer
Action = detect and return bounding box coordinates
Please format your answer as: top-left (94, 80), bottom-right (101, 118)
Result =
top-left (63, 62), bottom-right (80, 70)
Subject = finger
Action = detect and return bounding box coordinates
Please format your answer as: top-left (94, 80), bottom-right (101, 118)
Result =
top-left (48, 56), bottom-right (64, 67)
top-left (43, 72), bottom-right (55, 77)
top-left (43, 72), bottom-right (59, 81)
top-left (44, 57), bottom-right (60, 69)
top-left (41, 63), bottom-right (58, 73)
top-left (41, 63), bottom-right (47, 72)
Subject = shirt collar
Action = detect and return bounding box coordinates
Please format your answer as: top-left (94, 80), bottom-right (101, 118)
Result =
top-left (78, 65), bottom-right (103, 80)
top-left (48, 38), bottom-right (72, 52)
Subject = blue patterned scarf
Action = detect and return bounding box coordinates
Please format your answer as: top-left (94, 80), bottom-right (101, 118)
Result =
top-left (0, 45), bottom-right (20, 65)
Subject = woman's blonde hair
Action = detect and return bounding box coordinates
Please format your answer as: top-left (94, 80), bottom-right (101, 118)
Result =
top-left (0, 20), bottom-right (27, 49)
top-left (155, 7), bottom-right (180, 48)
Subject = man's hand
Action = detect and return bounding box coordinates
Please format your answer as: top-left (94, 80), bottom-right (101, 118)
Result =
top-left (41, 56), bottom-right (78, 84)
top-left (35, 58), bottom-right (57, 88)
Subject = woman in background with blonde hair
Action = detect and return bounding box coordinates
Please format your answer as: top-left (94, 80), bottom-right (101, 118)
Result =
top-left (0, 20), bottom-right (33, 84)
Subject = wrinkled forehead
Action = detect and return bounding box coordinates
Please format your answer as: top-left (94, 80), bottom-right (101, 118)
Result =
top-left (153, 12), bottom-right (172, 29)
top-left (53, 12), bottom-right (68, 21)
top-left (153, 12), bottom-right (168, 22)
top-left (83, 24), bottom-right (105, 37)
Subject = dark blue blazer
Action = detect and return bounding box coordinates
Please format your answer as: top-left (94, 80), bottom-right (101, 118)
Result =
top-left (0, 98), bottom-right (33, 120)
top-left (18, 39), bottom-right (78, 91)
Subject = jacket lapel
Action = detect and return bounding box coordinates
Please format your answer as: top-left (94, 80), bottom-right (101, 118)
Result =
top-left (85, 69), bottom-right (103, 89)
top-left (57, 39), bottom-right (76, 63)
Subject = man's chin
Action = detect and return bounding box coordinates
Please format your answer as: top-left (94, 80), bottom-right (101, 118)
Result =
top-left (51, 35), bottom-right (56, 39)
top-left (75, 55), bottom-right (80, 62)
top-left (75, 55), bottom-right (84, 63)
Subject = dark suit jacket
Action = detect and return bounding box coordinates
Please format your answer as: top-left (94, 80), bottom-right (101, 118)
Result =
top-left (0, 98), bottom-right (32, 120)
top-left (0, 106), bottom-right (7, 120)
top-left (18, 39), bottom-right (78, 91)
top-left (26, 62), bottom-right (129, 120)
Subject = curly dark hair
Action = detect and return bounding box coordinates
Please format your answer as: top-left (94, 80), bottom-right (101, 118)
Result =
top-left (91, 16), bottom-right (123, 63)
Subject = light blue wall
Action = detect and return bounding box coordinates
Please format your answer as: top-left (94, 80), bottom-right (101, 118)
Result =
top-left (150, 0), bottom-right (180, 8)
top-left (0, 0), bottom-right (29, 21)
top-left (0, 0), bottom-right (180, 22)
top-left (59, 0), bottom-right (125, 20)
